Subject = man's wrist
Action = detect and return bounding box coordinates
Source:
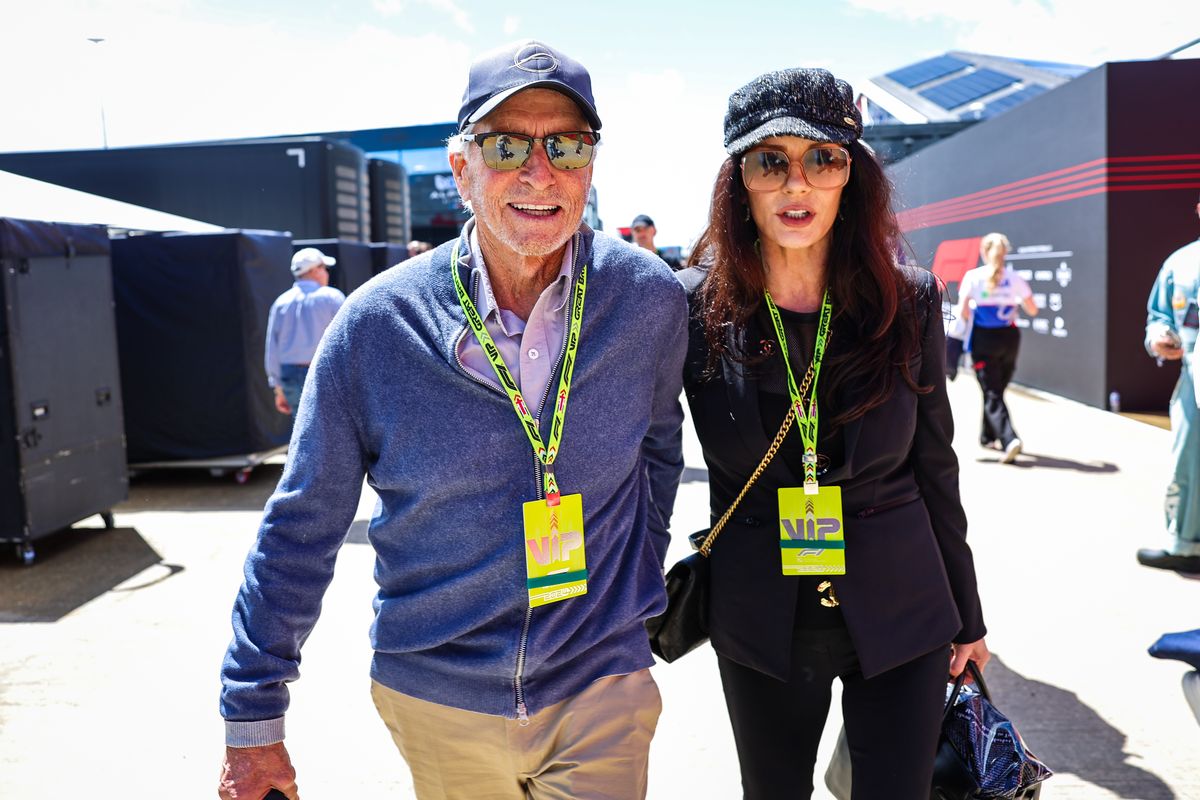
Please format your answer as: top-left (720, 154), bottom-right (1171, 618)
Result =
top-left (225, 717), bottom-right (285, 747)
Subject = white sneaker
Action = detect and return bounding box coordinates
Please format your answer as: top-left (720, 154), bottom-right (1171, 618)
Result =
top-left (1000, 438), bottom-right (1023, 464)
top-left (1183, 671), bottom-right (1200, 725)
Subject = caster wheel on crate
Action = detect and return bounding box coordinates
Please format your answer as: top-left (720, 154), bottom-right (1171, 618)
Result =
top-left (100, 511), bottom-right (116, 530)
top-left (235, 469), bottom-right (252, 485)
top-left (17, 543), bottom-right (35, 566)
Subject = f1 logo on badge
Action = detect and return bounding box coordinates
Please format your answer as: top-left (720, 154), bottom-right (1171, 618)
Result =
top-left (527, 531), bottom-right (582, 565)
top-left (781, 518), bottom-right (841, 540)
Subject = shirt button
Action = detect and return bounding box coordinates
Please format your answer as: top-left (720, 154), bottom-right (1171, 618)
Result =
top-left (528, 348), bottom-right (540, 360)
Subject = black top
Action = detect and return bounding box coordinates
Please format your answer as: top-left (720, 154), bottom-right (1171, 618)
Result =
top-left (753, 306), bottom-right (847, 629)
top-left (677, 265), bottom-right (986, 681)
top-left (754, 306), bottom-right (846, 479)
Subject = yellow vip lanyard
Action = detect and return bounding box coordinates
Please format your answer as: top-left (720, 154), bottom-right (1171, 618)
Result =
top-left (763, 289), bottom-right (832, 491)
top-left (451, 240), bottom-right (586, 505)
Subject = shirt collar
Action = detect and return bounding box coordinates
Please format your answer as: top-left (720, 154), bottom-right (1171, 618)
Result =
top-left (464, 218), bottom-right (575, 336)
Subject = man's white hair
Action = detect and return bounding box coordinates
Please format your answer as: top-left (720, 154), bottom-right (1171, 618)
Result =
top-left (446, 131), bottom-right (470, 157)
top-left (446, 126), bottom-right (473, 212)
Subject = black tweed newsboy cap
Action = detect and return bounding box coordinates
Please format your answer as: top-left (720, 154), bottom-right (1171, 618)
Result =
top-left (724, 68), bottom-right (863, 155)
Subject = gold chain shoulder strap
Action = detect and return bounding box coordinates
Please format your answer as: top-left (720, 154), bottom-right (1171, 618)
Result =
top-left (697, 404), bottom-right (797, 557)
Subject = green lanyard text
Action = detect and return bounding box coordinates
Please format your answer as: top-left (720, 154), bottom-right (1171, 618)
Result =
top-left (452, 240), bottom-right (586, 505)
top-left (763, 289), bottom-right (832, 489)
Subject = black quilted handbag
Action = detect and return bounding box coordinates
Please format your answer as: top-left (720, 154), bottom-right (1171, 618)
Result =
top-left (645, 531), bottom-right (712, 662)
top-left (647, 406), bottom-right (796, 663)
top-left (932, 660), bottom-right (1053, 800)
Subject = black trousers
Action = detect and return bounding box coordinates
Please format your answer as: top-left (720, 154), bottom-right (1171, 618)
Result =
top-left (970, 325), bottom-right (1021, 447)
top-left (717, 627), bottom-right (949, 800)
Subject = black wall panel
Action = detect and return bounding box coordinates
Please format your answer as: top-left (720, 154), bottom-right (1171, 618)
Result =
top-left (368, 242), bottom-right (408, 276)
top-left (368, 158), bottom-right (411, 245)
top-left (889, 59), bottom-right (1200, 410)
top-left (112, 231), bottom-right (293, 462)
top-left (0, 139), bottom-right (369, 242)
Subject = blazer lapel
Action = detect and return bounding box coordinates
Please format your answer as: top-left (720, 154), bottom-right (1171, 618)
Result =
top-left (818, 327), bottom-right (863, 484)
top-left (721, 323), bottom-right (804, 486)
top-left (721, 328), bottom-right (771, 460)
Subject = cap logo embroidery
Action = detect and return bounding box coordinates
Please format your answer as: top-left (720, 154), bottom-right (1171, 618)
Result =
top-left (513, 43), bottom-right (559, 74)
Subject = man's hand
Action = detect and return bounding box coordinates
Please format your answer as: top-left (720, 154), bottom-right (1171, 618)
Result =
top-left (949, 637), bottom-right (990, 682)
top-left (273, 387), bottom-right (291, 415)
top-left (1151, 332), bottom-right (1184, 361)
top-left (218, 742), bottom-right (299, 800)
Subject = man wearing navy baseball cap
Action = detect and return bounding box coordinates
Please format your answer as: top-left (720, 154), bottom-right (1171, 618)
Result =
top-left (218, 40), bottom-right (687, 799)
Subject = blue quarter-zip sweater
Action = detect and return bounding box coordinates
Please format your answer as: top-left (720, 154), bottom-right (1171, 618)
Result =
top-left (220, 224), bottom-right (688, 745)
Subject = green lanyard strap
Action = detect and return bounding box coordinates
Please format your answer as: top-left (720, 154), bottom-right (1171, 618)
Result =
top-left (763, 289), bottom-right (832, 489)
top-left (451, 240), bottom-right (587, 505)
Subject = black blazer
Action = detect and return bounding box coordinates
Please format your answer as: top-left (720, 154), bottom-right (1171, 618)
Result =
top-left (679, 266), bottom-right (985, 681)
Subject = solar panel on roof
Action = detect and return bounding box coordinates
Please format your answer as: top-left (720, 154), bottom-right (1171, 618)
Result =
top-left (885, 55), bottom-right (970, 88)
top-left (976, 84), bottom-right (1047, 117)
top-left (919, 69), bottom-right (1017, 109)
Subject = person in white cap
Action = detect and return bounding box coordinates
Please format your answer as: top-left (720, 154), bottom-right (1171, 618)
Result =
top-left (264, 247), bottom-right (346, 420)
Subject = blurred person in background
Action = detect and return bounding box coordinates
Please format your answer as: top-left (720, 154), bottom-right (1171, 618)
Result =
top-left (407, 239), bottom-right (433, 257)
top-left (954, 232), bottom-right (1037, 464)
top-left (264, 247), bottom-right (345, 421)
top-left (630, 213), bottom-right (681, 269)
top-left (1138, 194), bottom-right (1200, 575)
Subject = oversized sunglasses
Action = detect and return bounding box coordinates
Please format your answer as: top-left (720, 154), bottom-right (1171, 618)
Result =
top-left (463, 131), bottom-right (600, 171)
top-left (741, 145), bottom-right (852, 191)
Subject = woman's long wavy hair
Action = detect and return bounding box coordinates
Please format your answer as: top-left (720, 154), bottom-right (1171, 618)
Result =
top-left (687, 139), bottom-right (929, 428)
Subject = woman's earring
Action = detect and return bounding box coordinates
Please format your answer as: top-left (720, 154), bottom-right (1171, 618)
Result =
top-left (744, 205), bottom-right (751, 222)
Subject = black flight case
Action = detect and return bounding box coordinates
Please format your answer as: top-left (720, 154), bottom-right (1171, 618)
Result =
top-left (0, 218), bottom-right (127, 564)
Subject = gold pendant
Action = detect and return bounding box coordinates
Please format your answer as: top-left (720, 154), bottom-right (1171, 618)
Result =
top-left (817, 580), bottom-right (839, 608)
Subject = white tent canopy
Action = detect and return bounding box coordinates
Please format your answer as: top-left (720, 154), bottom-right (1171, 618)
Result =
top-left (0, 169), bottom-right (222, 233)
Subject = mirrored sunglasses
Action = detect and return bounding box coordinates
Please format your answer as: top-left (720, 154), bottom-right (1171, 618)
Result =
top-left (464, 131), bottom-right (600, 171)
top-left (741, 145), bottom-right (852, 191)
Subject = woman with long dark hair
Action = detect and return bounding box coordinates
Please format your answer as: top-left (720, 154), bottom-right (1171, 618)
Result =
top-left (678, 68), bottom-right (990, 799)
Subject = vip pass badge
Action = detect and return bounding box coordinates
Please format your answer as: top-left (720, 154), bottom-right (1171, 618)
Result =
top-left (764, 289), bottom-right (846, 577)
top-left (451, 240), bottom-right (589, 607)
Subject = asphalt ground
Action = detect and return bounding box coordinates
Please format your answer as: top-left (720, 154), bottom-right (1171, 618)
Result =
top-left (2, 374), bottom-right (1199, 799)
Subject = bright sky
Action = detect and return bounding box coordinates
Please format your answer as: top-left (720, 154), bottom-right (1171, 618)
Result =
top-left (2, 0), bottom-right (1196, 248)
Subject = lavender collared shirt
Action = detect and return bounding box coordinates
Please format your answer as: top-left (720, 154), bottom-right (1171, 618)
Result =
top-left (456, 222), bottom-right (574, 418)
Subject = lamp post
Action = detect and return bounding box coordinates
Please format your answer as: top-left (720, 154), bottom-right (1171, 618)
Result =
top-left (87, 37), bottom-right (108, 149)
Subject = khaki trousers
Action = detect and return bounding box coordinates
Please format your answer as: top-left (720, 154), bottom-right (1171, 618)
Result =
top-left (370, 669), bottom-right (662, 800)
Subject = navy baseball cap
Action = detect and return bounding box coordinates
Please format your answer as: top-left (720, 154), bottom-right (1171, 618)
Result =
top-left (457, 40), bottom-right (601, 132)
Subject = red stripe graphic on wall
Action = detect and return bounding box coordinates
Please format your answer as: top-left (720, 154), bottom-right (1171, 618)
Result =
top-left (897, 154), bottom-right (1200, 232)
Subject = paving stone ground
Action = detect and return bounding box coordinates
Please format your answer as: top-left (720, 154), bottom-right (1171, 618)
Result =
top-left (2, 377), bottom-right (1197, 798)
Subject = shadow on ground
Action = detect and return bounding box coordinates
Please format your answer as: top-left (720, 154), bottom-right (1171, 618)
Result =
top-left (987, 655), bottom-right (1175, 799)
top-left (118, 464), bottom-right (284, 513)
top-left (0, 526), bottom-right (182, 623)
top-left (974, 452), bottom-right (1119, 473)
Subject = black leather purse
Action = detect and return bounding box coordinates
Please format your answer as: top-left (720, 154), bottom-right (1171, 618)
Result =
top-left (647, 406), bottom-right (796, 663)
top-left (932, 660), bottom-right (1053, 799)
